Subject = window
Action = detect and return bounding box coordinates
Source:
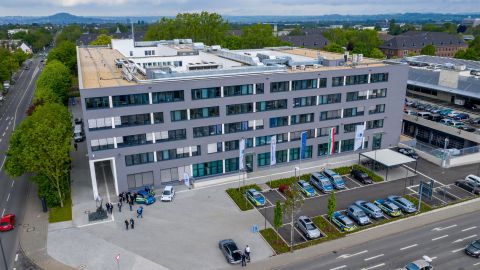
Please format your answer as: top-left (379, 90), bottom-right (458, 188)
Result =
top-left (144, 50), bottom-right (155, 56)
top-left (319, 78), bottom-right (327, 88)
top-left (344, 107), bottom-right (365, 118)
top-left (225, 121), bottom-right (252, 134)
top-left (367, 119), bottom-right (384, 129)
top-left (372, 133), bottom-right (382, 150)
top-left (190, 106), bottom-right (219, 119)
top-left (117, 134), bottom-right (152, 148)
top-left (255, 136), bottom-right (272, 146)
top-left (255, 119), bottom-right (264, 130)
top-left (157, 147), bottom-right (190, 161)
top-left (223, 84), bottom-right (253, 97)
top-left (317, 126), bottom-right (339, 137)
top-left (341, 139), bottom-right (355, 152)
top-left (370, 73), bottom-right (389, 83)
top-left (88, 117), bottom-right (112, 130)
top-left (245, 138), bottom-right (254, 148)
top-left (257, 153), bottom-right (271, 167)
top-left (112, 93), bottom-right (149, 107)
top-left (256, 99), bottom-right (287, 111)
top-left (193, 125), bottom-right (222, 138)
top-left (155, 129), bottom-right (187, 142)
top-left (207, 142), bottom-right (223, 154)
top-left (191, 145), bottom-right (201, 156)
top-left (319, 110), bottom-right (341, 121)
top-left (127, 171), bottom-right (153, 189)
top-left (225, 158), bottom-right (239, 172)
top-left (270, 116), bottom-right (289, 128)
top-left (290, 113), bottom-right (314, 125)
top-left (226, 103), bottom-right (253, 115)
top-left (370, 88), bottom-right (387, 99)
top-left (256, 83), bottom-right (265, 94)
top-left (293, 96), bottom-right (316, 107)
top-left (319, 93), bottom-right (341, 105)
top-left (369, 104), bottom-right (385, 114)
top-left (90, 138), bottom-right (114, 151)
top-left (125, 152), bottom-right (154, 166)
top-left (292, 79), bottom-right (317, 90)
top-left (114, 113), bottom-right (150, 128)
top-left (346, 91), bottom-right (368, 101)
top-left (276, 149), bottom-right (288, 163)
top-left (318, 142), bottom-right (339, 156)
top-left (170, 110), bottom-right (188, 122)
top-left (290, 129), bottom-right (315, 141)
top-left (225, 140), bottom-right (239, 151)
top-left (344, 122), bottom-right (364, 133)
top-left (270, 81), bottom-right (289, 92)
top-left (193, 160), bottom-right (223, 178)
top-left (85, 96), bottom-right (109, 110)
top-left (191, 87), bottom-right (221, 100)
top-left (153, 112), bottom-right (164, 124)
top-left (152, 90), bottom-right (184, 103)
top-left (346, 74), bottom-right (368, 85)
top-left (332, 76), bottom-right (344, 87)
top-left (290, 146), bottom-right (312, 161)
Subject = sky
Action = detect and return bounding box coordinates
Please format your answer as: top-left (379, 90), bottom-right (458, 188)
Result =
top-left (0, 0), bottom-right (479, 17)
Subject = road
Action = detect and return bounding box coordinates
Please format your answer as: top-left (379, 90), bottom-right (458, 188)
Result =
top-left (0, 57), bottom-right (43, 270)
top-left (277, 211), bottom-right (480, 270)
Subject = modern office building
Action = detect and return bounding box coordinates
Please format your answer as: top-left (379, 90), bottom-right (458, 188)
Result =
top-left (78, 39), bottom-right (408, 198)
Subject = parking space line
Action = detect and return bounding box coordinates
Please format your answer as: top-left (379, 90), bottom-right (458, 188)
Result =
top-left (345, 176), bottom-right (362, 188)
top-left (453, 234), bottom-right (477, 243)
top-left (330, 265), bottom-right (347, 270)
top-left (11, 181), bottom-right (13, 188)
top-left (462, 226), bottom-right (476, 232)
top-left (6, 193), bottom-right (10, 202)
top-left (452, 248), bottom-right (464, 253)
top-left (364, 254), bottom-right (384, 261)
top-left (404, 165), bottom-right (445, 186)
top-left (432, 235), bottom-right (448, 241)
top-left (474, 262), bottom-right (480, 266)
top-left (263, 196), bottom-right (273, 208)
top-left (361, 263), bottom-right (385, 270)
top-left (275, 189), bottom-right (287, 200)
top-left (400, 244), bottom-right (418, 251)
top-left (294, 226), bottom-right (308, 242)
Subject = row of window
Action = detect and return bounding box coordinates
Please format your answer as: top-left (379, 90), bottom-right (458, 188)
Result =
top-left (125, 146), bottom-right (201, 166)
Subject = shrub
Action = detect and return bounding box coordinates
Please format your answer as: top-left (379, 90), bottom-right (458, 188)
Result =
top-left (226, 184), bottom-right (261, 211)
top-left (267, 173), bottom-right (311, 189)
top-left (352, 164), bottom-right (384, 182)
top-left (332, 166), bottom-right (352, 175)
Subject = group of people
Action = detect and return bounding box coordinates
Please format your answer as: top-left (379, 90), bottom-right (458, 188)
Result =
top-left (240, 245), bottom-right (251, 267)
top-left (101, 190), bottom-right (146, 231)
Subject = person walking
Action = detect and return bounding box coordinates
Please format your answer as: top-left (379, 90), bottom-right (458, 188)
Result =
top-left (245, 245), bottom-right (251, 262)
top-left (124, 219), bottom-right (129, 230)
top-left (130, 218), bottom-right (135, 229)
top-left (106, 203), bottom-right (110, 214)
top-left (129, 199), bottom-right (133, 211)
top-left (241, 252), bottom-right (247, 267)
top-left (74, 142), bottom-right (78, 151)
top-left (118, 201), bottom-right (122, 212)
top-left (137, 206), bottom-right (143, 218)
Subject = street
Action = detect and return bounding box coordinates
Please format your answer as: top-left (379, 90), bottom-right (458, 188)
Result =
top-left (277, 211), bottom-right (480, 270)
top-left (0, 57), bottom-right (43, 270)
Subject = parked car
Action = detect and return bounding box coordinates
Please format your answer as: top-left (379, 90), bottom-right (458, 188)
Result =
top-left (439, 109), bottom-right (454, 116)
top-left (354, 200), bottom-right (384, 219)
top-left (350, 169), bottom-right (373, 184)
top-left (405, 100), bottom-right (414, 106)
top-left (397, 147), bottom-right (419, 159)
top-left (135, 190), bottom-right (156, 205)
top-left (245, 188), bottom-right (266, 207)
top-left (74, 118), bottom-right (83, 125)
top-left (295, 216), bottom-right (321, 239)
top-left (439, 118), bottom-right (453, 125)
top-left (310, 172), bottom-right (334, 193)
top-left (447, 111), bottom-right (461, 118)
top-left (401, 256), bottom-right (433, 270)
top-left (469, 117), bottom-right (480, 125)
top-left (448, 121), bottom-right (466, 128)
top-left (331, 212), bottom-right (356, 232)
top-left (346, 205), bottom-right (371, 225)
top-left (297, 180), bottom-right (316, 197)
top-left (73, 124), bottom-right (84, 142)
top-left (459, 125), bottom-right (476, 132)
top-left (160, 185), bottom-right (175, 202)
top-left (0, 214), bottom-right (15, 232)
top-left (387, 195), bottom-right (417, 213)
top-left (430, 107), bottom-right (443, 114)
top-left (465, 239), bottom-right (480, 258)
top-left (374, 199), bottom-right (402, 217)
top-left (404, 109), bottom-right (417, 116)
top-left (453, 113), bottom-right (470, 120)
top-left (454, 180), bottom-right (480, 195)
top-left (464, 103), bottom-right (480, 111)
top-left (417, 112), bottom-right (431, 119)
top-left (219, 239), bottom-right (242, 264)
top-left (427, 114), bottom-right (442, 122)
top-left (465, 175), bottom-right (480, 186)
top-left (323, 169), bottom-right (346, 190)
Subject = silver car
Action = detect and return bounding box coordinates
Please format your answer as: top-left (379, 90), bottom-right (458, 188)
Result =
top-left (387, 195), bottom-right (417, 213)
top-left (354, 200), bottom-right (384, 219)
top-left (295, 216), bottom-right (321, 239)
top-left (346, 205), bottom-right (371, 225)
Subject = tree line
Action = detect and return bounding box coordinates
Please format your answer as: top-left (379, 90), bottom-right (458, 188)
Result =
top-left (0, 48), bottom-right (30, 88)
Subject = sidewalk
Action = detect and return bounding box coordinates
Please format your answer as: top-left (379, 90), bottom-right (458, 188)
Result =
top-left (19, 183), bottom-right (76, 270)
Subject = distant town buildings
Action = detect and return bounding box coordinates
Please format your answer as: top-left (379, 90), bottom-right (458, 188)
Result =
top-left (7, 28), bottom-right (28, 37)
top-left (19, 43), bottom-right (32, 54)
top-left (280, 33), bottom-right (329, 50)
top-left (462, 17), bottom-right (480, 27)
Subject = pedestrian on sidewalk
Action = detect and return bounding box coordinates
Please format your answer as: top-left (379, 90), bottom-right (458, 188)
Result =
top-left (137, 206), bottom-right (143, 218)
top-left (241, 252), bottom-right (247, 267)
top-left (245, 245), bottom-right (251, 262)
top-left (119, 193), bottom-right (124, 203)
top-left (118, 201), bottom-right (122, 212)
top-left (74, 142), bottom-right (78, 151)
top-left (106, 203), bottom-right (110, 214)
top-left (129, 199), bottom-right (133, 211)
top-left (130, 218), bottom-right (135, 229)
top-left (124, 219), bottom-right (129, 230)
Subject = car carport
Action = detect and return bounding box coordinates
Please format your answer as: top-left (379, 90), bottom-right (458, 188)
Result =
top-left (358, 149), bottom-right (418, 181)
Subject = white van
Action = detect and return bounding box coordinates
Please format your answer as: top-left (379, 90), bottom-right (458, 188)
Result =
top-left (417, 112), bottom-right (431, 119)
top-left (465, 175), bottom-right (480, 186)
top-left (73, 124), bottom-right (84, 142)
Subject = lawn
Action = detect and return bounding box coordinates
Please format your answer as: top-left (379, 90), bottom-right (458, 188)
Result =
top-left (226, 184), bottom-right (262, 211)
top-left (260, 228), bottom-right (290, 254)
top-left (405, 194), bottom-right (433, 212)
top-left (49, 196), bottom-right (72, 223)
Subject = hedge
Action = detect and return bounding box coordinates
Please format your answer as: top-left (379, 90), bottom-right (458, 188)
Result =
top-left (352, 164), bottom-right (384, 182)
top-left (332, 166), bottom-right (352, 175)
top-left (267, 174), bottom-right (310, 189)
top-left (226, 184), bottom-right (262, 211)
top-left (260, 228), bottom-right (290, 254)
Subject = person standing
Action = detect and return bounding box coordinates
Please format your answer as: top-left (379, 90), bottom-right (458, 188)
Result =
top-left (137, 207), bottom-right (143, 218)
top-left (129, 199), bottom-right (133, 211)
top-left (245, 245), bottom-right (251, 262)
top-left (130, 218), bottom-right (135, 229)
top-left (241, 252), bottom-right (246, 267)
top-left (74, 142), bottom-right (78, 151)
top-left (124, 219), bottom-right (129, 230)
top-left (118, 201), bottom-right (122, 212)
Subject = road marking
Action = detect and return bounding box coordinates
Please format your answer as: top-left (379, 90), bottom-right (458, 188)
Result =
top-left (453, 234), bottom-right (477, 243)
top-left (474, 262), bottom-right (480, 266)
top-left (400, 244), bottom-right (418, 251)
top-left (1, 208), bottom-right (4, 216)
top-left (364, 254), bottom-right (384, 261)
top-left (77, 218), bottom-right (114, 228)
top-left (452, 248), bottom-right (464, 253)
top-left (330, 266), bottom-right (347, 270)
top-left (432, 224), bottom-right (457, 231)
top-left (5, 126), bottom-right (8, 131)
top-left (431, 256), bottom-right (437, 260)
top-left (432, 235), bottom-right (449, 241)
top-left (2, 132), bottom-right (5, 137)
top-left (337, 250), bottom-right (368, 259)
top-left (462, 226), bottom-right (477, 232)
top-left (361, 263), bottom-right (386, 270)
top-left (6, 193), bottom-right (10, 202)
top-left (15, 253), bottom-right (18, 262)
top-left (11, 181), bottom-right (14, 187)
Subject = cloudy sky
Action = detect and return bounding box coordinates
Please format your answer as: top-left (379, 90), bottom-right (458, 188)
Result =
top-left (0, 0), bottom-right (479, 16)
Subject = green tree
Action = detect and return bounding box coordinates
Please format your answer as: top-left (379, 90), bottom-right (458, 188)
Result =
top-left (368, 48), bottom-right (385, 59)
top-left (90, 34), bottom-right (112, 46)
top-left (288, 26), bottom-right (305, 36)
top-left (273, 201), bottom-right (283, 242)
top-left (221, 35), bottom-right (243, 50)
top-left (324, 43), bottom-right (344, 53)
top-left (5, 103), bottom-right (72, 207)
top-left (36, 60), bottom-right (72, 104)
top-left (421, 44), bottom-right (436, 55)
top-left (56, 25), bottom-right (82, 44)
top-left (455, 48), bottom-right (480, 60)
top-left (327, 191), bottom-right (336, 220)
top-left (47, 41), bottom-right (77, 74)
top-left (388, 19), bottom-right (402, 35)
top-left (240, 24), bottom-right (287, 49)
top-left (283, 183), bottom-right (304, 251)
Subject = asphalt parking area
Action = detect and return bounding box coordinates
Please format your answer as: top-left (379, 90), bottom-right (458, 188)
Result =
top-left (344, 176), bottom-right (363, 188)
top-left (263, 190), bottom-right (286, 205)
top-left (277, 224), bottom-right (308, 245)
top-left (447, 184), bottom-right (478, 199)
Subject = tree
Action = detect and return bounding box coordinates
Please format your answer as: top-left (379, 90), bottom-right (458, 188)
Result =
top-left (5, 103), bottom-right (72, 207)
top-left (47, 41), bottom-right (77, 73)
top-left (283, 183), bottom-right (304, 251)
top-left (36, 60), bottom-right (72, 104)
top-left (327, 191), bottom-right (336, 221)
top-left (388, 19), bottom-right (402, 35)
top-left (288, 26), bottom-right (305, 36)
top-left (324, 43), bottom-right (344, 53)
top-left (240, 24), bottom-right (288, 49)
top-left (455, 48), bottom-right (480, 61)
top-left (273, 201), bottom-right (283, 242)
top-left (368, 48), bottom-right (385, 59)
top-left (56, 25), bottom-right (82, 44)
top-left (90, 34), bottom-right (112, 46)
top-left (421, 44), bottom-right (436, 56)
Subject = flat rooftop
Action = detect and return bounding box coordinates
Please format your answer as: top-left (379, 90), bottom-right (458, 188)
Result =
top-left (78, 39), bottom-right (389, 89)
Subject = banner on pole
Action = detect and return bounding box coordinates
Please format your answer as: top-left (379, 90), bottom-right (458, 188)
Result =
top-left (239, 138), bottom-right (245, 170)
top-left (183, 173), bottom-right (190, 187)
top-left (328, 127), bottom-right (335, 155)
top-left (354, 124), bottom-right (366, 151)
top-left (270, 136), bottom-right (277, 166)
top-left (300, 131), bottom-right (308, 160)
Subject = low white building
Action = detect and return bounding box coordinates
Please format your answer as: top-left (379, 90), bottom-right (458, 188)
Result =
top-left (7, 28), bottom-right (28, 37)
top-left (19, 43), bottom-right (32, 54)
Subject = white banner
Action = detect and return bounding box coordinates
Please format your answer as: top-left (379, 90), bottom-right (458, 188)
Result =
top-left (270, 136), bottom-right (277, 166)
top-left (183, 173), bottom-right (190, 187)
top-left (239, 138), bottom-right (245, 170)
top-left (354, 124), bottom-right (366, 151)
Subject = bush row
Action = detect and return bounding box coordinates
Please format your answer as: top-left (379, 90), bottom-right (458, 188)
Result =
top-left (352, 164), bottom-right (384, 182)
top-left (226, 184), bottom-right (261, 211)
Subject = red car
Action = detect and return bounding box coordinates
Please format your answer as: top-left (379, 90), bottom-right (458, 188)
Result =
top-left (0, 214), bottom-right (15, 232)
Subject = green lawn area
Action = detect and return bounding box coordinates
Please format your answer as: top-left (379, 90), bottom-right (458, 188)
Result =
top-left (405, 194), bottom-right (433, 212)
top-left (49, 196), bottom-right (72, 223)
top-left (226, 184), bottom-right (261, 211)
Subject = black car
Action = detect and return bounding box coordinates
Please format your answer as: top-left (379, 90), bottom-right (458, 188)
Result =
top-left (398, 147), bottom-right (419, 159)
top-left (351, 169), bottom-right (373, 184)
top-left (219, 239), bottom-right (242, 264)
top-left (74, 118), bottom-right (83, 125)
top-left (459, 126), bottom-right (477, 132)
top-left (454, 180), bottom-right (480, 195)
top-left (465, 240), bottom-right (480, 258)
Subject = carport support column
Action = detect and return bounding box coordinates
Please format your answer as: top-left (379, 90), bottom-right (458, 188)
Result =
top-left (89, 160), bottom-right (99, 199)
top-left (386, 167), bottom-right (389, 182)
